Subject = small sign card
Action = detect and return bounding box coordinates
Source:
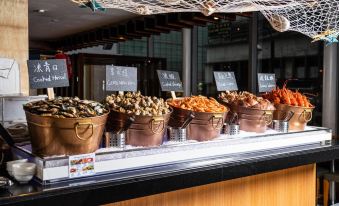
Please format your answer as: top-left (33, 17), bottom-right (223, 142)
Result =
top-left (106, 65), bottom-right (137, 91)
top-left (27, 59), bottom-right (69, 89)
top-left (258, 73), bottom-right (276, 92)
top-left (157, 70), bottom-right (183, 92)
top-left (69, 153), bottom-right (95, 178)
top-left (214, 71), bottom-right (238, 91)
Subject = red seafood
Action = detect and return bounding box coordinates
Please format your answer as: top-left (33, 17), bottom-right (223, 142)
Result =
top-left (262, 83), bottom-right (313, 108)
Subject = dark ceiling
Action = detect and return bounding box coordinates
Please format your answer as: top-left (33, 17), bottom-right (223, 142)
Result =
top-left (29, 0), bottom-right (137, 41)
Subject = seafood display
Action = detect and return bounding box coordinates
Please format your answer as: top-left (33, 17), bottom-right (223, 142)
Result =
top-left (168, 96), bottom-right (228, 113)
top-left (219, 91), bottom-right (275, 110)
top-left (218, 91), bottom-right (275, 133)
top-left (168, 96), bottom-right (228, 141)
top-left (104, 91), bottom-right (170, 116)
top-left (24, 97), bottom-right (108, 156)
top-left (24, 97), bottom-right (108, 118)
top-left (262, 84), bottom-right (313, 108)
top-left (261, 84), bottom-right (314, 131)
top-left (105, 92), bottom-right (171, 147)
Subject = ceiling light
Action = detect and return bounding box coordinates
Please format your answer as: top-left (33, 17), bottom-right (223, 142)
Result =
top-left (213, 17), bottom-right (219, 20)
top-left (33, 9), bottom-right (47, 13)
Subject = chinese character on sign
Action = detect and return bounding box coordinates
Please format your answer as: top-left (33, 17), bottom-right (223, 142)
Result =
top-left (162, 73), bottom-right (168, 79)
top-left (259, 76), bottom-right (264, 81)
top-left (122, 68), bottom-right (128, 77)
top-left (52, 65), bottom-right (58, 71)
top-left (168, 73), bottom-right (175, 80)
top-left (43, 61), bottom-right (51, 72)
top-left (33, 63), bottom-right (43, 73)
top-left (116, 68), bottom-right (121, 76)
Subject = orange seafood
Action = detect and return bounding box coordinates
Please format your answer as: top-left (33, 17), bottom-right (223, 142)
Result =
top-left (168, 96), bottom-right (228, 113)
top-left (262, 83), bottom-right (313, 108)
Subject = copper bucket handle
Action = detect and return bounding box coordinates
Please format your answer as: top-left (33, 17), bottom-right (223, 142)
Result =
top-left (211, 114), bottom-right (224, 130)
top-left (149, 117), bottom-right (165, 134)
top-left (301, 109), bottom-right (313, 122)
top-left (75, 122), bottom-right (94, 141)
top-left (263, 111), bottom-right (273, 125)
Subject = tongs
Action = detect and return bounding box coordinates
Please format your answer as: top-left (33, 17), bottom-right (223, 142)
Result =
top-left (181, 113), bottom-right (195, 129)
top-left (284, 111), bottom-right (295, 122)
top-left (0, 177), bottom-right (13, 188)
top-left (228, 112), bottom-right (238, 125)
top-left (0, 123), bottom-right (15, 147)
top-left (117, 116), bottom-right (135, 134)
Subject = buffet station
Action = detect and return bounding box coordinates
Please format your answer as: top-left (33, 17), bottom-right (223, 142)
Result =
top-left (0, 64), bottom-right (332, 186)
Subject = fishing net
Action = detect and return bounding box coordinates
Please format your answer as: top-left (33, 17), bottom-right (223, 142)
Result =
top-left (72, 0), bottom-right (339, 43)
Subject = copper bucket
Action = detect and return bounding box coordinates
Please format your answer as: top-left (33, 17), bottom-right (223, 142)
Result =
top-left (235, 106), bottom-right (274, 133)
top-left (126, 112), bottom-right (172, 147)
top-left (25, 112), bottom-right (108, 156)
top-left (274, 104), bottom-right (314, 131)
top-left (106, 110), bottom-right (172, 147)
top-left (106, 110), bottom-right (131, 133)
top-left (169, 107), bottom-right (228, 141)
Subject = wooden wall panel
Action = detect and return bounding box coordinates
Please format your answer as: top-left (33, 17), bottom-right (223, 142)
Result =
top-left (106, 164), bottom-right (316, 206)
top-left (0, 0), bottom-right (28, 95)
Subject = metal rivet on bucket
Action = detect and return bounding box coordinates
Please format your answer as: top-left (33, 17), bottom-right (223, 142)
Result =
top-left (272, 120), bottom-right (289, 133)
top-left (168, 127), bottom-right (187, 142)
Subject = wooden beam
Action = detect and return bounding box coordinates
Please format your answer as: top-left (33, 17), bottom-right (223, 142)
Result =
top-left (126, 21), bottom-right (147, 38)
top-left (167, 13), bottom-right (193, 28)
top-left (144, 17), bottom-right (170, 33)
top-left (236, 12), bottom-right (252, 18)
top-left (135, 20), bottom-right (158, 35)
top-left (108, 27), bottom-right (127, 41)
top-left (118, 25), bottom-right (139, 40)
top-left (154, 15), bottom-right (181, 31)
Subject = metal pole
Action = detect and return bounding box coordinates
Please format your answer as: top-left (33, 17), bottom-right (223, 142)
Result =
top-left (330, 160), bottom-right (336, 205)
top-left (182, 28), bottom-right (192, 96)
top-left (323, 43), bottom-right (338, 135)
top-left (249, 12), bottom-right (258, 94)
top-left (323, 42), bottom-right (338, 205)
top-left (147, 36), bottom-right (154, 58)
top-left (191, 26), bottom-right (198, 95)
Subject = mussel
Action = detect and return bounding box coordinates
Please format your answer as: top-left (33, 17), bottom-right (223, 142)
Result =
top-left (24, 97), bottom-right (108, 118)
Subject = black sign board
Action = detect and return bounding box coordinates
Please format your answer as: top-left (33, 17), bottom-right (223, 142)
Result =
top-left (106, 65), bottom-right (137, 92)
top-left (27, 59), bottom-right (69, 89)
top-left (157, 70), bottom-right (183, 92)
top-left (214, 71), bottom-right (238, 91)
top-left (258, 73), bottom-right (276, 92)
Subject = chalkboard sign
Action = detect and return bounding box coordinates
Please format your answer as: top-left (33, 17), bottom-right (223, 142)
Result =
top-left (214, 71), bottom-right (238, 91)
top-left (157, 70), bottom-right (183, 92)
top-left (27, 59), bottom-right (69, 89)
top-left (258, 73), bottom-right (276, 92)
top-left (106, 65), bottom-right (137, 92)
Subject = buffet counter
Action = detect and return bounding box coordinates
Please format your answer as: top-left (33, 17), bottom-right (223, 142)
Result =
top-left (0, 131), bottom-right (337, 206)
